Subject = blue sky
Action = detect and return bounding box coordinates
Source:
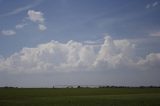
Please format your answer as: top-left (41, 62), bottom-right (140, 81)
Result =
top-left (0, 0), bottom-right (160, 87)
top-left (0, 0), bottom-right (160, 56)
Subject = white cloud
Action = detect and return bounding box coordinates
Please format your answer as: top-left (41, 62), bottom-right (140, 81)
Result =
top-left (0, 36), bottom-right (159, 73)
top-left (93, 36), bottom-right (135, 69)
top-left (1, 30), bottom-right (16, 36)
top-left (15, 23), bottom-right (27, 29)
top-left (14, 10), bottom-right (47, 31)
top-left (137, 53), bottom-right (160, 71)
top-left (28, 10), bottom-right (44, 23)
top-left (38, 24), bottom-right (47, 31)
top-left (27, 10), bottom-right (47, 31)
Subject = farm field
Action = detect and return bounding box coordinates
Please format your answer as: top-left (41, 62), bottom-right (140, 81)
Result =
top-left (0, 88), bottom-right (160, 106)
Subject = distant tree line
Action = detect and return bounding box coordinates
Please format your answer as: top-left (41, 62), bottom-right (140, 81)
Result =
top-left (1, 85), bottom-right (160, 89)
top-left (61, 85), bottom-right (160, 89)
top-left (0, 86), bottom-right (18, 89)
top-left (98, 85), bottom-right (160, 88)
top-left (76, 85), bottom-right (160, 88)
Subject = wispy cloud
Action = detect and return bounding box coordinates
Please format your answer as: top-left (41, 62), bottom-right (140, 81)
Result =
top-left (15, 23), bottom-right (28, 29)
top-left (150, 31), bottom-right (160, 37)
top-left (152, 1), bottom-right (159, 7)
top-left (1, 30), bottom-right (16, 36)
top-left (146, 4), bottom-right (151, 9)
top-left (146, 1), bottom-right (159, 9)
top-left (0, 0), bottom-right (43, 17)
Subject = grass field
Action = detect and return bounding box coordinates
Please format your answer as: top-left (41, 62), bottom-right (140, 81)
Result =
top-left (0, 88), bottom-right (160, 106)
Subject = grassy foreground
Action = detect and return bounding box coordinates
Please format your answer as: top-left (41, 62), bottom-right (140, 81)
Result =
top-left (0, 88), bottom-right (160, 106)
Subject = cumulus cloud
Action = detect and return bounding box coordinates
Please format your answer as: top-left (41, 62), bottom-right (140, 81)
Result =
top-left (1, 30), bottom-right (16, 36)
top-left (27, 10), bottom-right (47, 31)
top-left (93, 36), bottom-right (135, 69)
top-left (0, 36), bottom-right (159, 73)
top-left (137, 53), bottom-right (160, 71)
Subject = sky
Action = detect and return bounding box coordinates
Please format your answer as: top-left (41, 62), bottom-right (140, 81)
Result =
top-left (0, 0), bottom-right (160, 87)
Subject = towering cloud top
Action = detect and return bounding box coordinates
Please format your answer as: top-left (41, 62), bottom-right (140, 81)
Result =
top-left (0, 36), bottom-right (159, 74)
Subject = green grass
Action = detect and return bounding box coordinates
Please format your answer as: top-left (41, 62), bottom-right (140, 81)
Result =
top-left (0, 88), bottom-right (160, 106)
